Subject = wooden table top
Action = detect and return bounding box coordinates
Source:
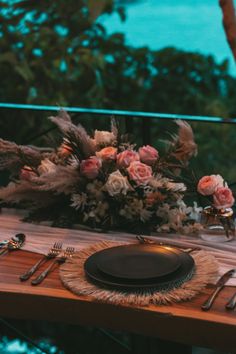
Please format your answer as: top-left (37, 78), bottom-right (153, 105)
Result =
top-left (0, 209), bottom-right (235, 352)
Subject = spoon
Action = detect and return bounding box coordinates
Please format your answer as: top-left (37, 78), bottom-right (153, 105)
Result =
top-left (0, 233), bottom-right (26, 256)
top-left (0, 240), bottom-right (9, 248)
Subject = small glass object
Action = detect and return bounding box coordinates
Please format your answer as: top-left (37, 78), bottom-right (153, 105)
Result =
top-left (200, 206), bottom-right (235, 242)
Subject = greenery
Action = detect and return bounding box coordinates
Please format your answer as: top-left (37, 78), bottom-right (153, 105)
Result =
top-left (0, 0), bottom-right (236, 182)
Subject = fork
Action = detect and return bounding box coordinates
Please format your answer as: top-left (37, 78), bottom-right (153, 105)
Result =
top-left (136, 235), bottom-right (200, 253)
top-left (20, 242), bottom-right (62, 281)
top-left (225, 291), bottom-right (236, 310)
top-left (31, 247), bottom-right (75, 285)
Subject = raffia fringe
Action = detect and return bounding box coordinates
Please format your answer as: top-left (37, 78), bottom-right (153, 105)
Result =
top-left (60, 241), bottom-right (219, 306)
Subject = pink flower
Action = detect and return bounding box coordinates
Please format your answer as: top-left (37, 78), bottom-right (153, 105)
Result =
top-left (138, 145), bottom-right (159, 166)
top-left (117, 150), bottom-right (140, 168)
top-left (197, 174), bottom-right (224, 196)
top-left (127, 161), bottom-right (152, 185)
top-left (80, 157), bottom-right (101, 179)
top-left (96, 147), bottom-right (117, 161)
top-left (213, 187), bottom-right (235, 209)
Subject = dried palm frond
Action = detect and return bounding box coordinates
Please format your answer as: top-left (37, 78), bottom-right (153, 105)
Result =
top-left (171, 120), bottom-right (198, 162)
top-left (49, 110), bottom-right (95, 159)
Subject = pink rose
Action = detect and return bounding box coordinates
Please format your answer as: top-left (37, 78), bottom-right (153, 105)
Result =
top-left (213, 187), bottom-right (235, 209)
top-left (80, 157), bottom-right (101, 179)
top-left (96, 146), bottom-right (117, 161)
top-left (117, 150), bottom-right (140, 168)
top-left (197, 174), bottom-right (224, 196)
top-left (127, 161), bottom-right (152, 185)
top-left (138, 145), bottom-right (159, 166)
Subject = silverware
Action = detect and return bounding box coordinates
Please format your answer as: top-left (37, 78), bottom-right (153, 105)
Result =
top-left (225, 291), bottom-right (236, 310)
top-left (0, 233), bottom-right (26, 257)
top-left (31, 246), bottom-right (75, 285)
top-left (136, 235), bottom-right (199, 253)
top-left (201, 268), bottom-right (235, 311)
top-left (19, 242), bottom-right (62, 281)
top-left (0, 240), bottom-right (9, 249)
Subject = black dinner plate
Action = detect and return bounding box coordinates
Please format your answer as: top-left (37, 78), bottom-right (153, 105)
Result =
top-left (84, 245), bottom-right (195, 291)
top-left (93, 244), bottom-right (181, 280)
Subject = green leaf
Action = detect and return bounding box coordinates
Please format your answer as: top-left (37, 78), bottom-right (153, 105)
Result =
top-left (15, 62), bottom-right (34, 81)
top-left (0, 52), bottom-right (17, 64)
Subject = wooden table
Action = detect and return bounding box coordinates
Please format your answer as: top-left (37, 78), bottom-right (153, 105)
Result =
top-left (0, 209), bottom-right (235, 353)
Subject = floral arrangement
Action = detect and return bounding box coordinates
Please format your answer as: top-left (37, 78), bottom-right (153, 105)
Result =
top-left (0, 110), bottom-right (202, 234)
top-left (197, 174), bottom-right (235, 210)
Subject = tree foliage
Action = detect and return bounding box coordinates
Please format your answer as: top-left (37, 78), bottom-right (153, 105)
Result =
top-left (0, 0), bottom-right (236, 181)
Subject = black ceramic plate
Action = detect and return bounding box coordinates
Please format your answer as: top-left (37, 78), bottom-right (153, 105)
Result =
top-left (84, 245), bottom-right (195, 291)
top-left (93, 244), bottom-right (181, 280)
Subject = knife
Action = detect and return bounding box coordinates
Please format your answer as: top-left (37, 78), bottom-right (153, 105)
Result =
top-left (201, 269), bottom-right (235, 311)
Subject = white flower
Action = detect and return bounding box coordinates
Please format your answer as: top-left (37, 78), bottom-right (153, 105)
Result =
top-left (148, 175), bottom-right (171, 189)
top-left (166, 181), bottom-right (186, 192)
top-left (82, 201), bottom-right (109, 222)
top-left (119, 198), bottom-right (152, 222)
top-left (94, 130), bottom-right (116, 146)
top-left (104, 170), bottom-right (132, 196)
top-left (71, 193), bottom-right (87, 210)
top-left (86, 180), bottom-right (104, 200)
top-left (181, 223), bottom-right (203, 234)
top-left (156, 203), bottom-right (187, 232)
top-left (185, 201), bottom-right (202, 222)
top-left (38, 158), bottom-right (57, 175)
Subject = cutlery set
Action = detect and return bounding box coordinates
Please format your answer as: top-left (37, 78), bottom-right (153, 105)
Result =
top-left (0, 233), bottom-right (25, 256)
top-left (0, 234), bottom-right (75, 285)
top-left (0, 233), bottom-right (235, 309)
top-left (201, 269), bottom-right (236, 311)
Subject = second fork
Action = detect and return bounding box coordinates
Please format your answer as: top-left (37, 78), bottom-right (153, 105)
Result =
top-left (20, 242), bottom-right (62, 281)
top-left (31, 246), bottom-right (75, 285)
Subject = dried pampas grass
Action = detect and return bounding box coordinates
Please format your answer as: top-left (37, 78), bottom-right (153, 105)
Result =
top-left (35, 165), bottom-right (81, 195)
top-left (0, 139), bottom-right (44, 172)
top-left (0, 181), bottom-right (52, 206)
top-left (172, 120), bottom-right (198, 162)
top-left (50, 109), bottom-right (95, 158)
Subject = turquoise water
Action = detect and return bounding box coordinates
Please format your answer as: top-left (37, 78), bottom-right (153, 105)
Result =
top-left (100, 0), bottom-right (236, 75)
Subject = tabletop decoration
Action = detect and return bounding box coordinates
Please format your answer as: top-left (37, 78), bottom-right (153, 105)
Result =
top-left (59, 241), bottom-right (219, 306)
top-left (197, 175), bottom-right (235, 242)
top-left (0, 110), bottom-right (202, 234)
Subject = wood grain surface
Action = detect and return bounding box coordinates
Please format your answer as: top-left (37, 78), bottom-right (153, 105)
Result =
top-left (0, 209), bottom-right (235, 352)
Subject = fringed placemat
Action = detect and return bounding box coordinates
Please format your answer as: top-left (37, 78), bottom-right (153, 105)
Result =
top-left (59, 241), bottom-right (219, 306)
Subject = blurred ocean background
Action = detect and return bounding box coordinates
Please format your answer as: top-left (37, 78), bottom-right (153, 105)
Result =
top-left (101, 0), bottom-right (236, 75)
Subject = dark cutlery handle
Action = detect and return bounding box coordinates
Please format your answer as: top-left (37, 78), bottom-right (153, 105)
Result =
top-left (201, 286), bottom-right (222, 311)
top-left (31, 260), bottom-right (58, 285)
top-left (225, 292), bottom-right (236, 310)
top-left (20, 257), bottom-right (46, 281)
top-left (0, 248), bottom-right (8, 257)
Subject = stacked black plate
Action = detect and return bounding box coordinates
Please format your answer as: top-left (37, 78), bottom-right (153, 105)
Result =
top-left (84, 244), bottom-right (195, 291)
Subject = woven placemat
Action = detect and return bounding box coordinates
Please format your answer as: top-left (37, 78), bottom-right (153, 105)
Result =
top-left (59, 241), bottom-right (219, 306)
